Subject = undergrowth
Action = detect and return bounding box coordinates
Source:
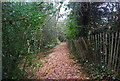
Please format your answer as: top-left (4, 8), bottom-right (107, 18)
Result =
top-left (3, 43), bottom-right (57, 79)
top-left (68, 41), bottom-right (120, 80)
top-left (17, 43), bottom-right (57, 79)
top-left (80, 61), bottom-right (120, 80)
top-left (69, 51), bottom-right (120, 80)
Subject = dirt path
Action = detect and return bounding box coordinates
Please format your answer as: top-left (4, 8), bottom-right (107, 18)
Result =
top-left (34, 42), bottom-right (89, 79)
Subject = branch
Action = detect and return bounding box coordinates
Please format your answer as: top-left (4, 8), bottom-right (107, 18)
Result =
top-left (37, 2), bottom-right (44, 6)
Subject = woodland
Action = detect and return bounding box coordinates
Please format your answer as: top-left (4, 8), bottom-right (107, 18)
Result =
top-left (2, 1), bottom-right (120, 80)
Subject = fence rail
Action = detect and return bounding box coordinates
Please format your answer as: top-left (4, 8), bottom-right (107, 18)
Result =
top-left (70, 32), bottom-right (120, 73)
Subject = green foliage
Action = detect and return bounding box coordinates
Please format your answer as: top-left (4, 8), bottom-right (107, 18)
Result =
top-left (44, 43), bottom-right (56, 49)
top-left (64, 2), bottom-right (119, 39)
top-left (64, 13), bottom-right (78, 39)
top-left (81, 61), bottom-right (120, 80)
top-left (2, 2), bottom-right (61, 79)
top-left (68, 40), bottom-right (120, 80)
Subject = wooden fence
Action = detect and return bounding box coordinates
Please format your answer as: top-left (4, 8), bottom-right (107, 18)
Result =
top-left (69, 32), bottom-right (120, 73)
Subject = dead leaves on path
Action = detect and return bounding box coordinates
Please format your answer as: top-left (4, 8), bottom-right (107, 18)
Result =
top-left (34, 42), bottom-right (89, 79)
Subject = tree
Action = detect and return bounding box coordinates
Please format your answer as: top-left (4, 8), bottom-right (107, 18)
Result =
top-left (2, 2), bottom-right (62, 79)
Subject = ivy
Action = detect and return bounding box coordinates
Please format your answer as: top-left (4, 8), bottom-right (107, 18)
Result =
top-left (2, 2), bottom-right (61, 79)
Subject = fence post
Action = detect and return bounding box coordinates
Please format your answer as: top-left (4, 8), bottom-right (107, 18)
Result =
top-left (69, 32), bottom-right (120, 73)
top-left (108, 33), bottom-right (114, 68)
top-left (115, 32), bottom-right (120, 73)
top-left (105, 33), bottom-right (108, 65)
top-left (112, 32), bottom-right (118, 70)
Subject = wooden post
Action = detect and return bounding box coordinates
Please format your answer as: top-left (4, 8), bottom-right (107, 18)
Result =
top-left (117, 32), bottom-right (120, 73)
top-left (112, 33), bottom-right (117, 69)
top-left (102, 33), bottom-right (105, 64)
top-left (98, 34), bottom-right (101, 63)
top-left (95, 34), bottom-right (97, 63)
top-left (114, 32), bottom-right (120, 71)
top-left (108, 33), bottom-right (111, 68)
top-left (105, 33), bottom-right (108, 65)
top-left (100, 33), bottom-right (103, 64)
top-left (109, 33), bottom-right (114, 68)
